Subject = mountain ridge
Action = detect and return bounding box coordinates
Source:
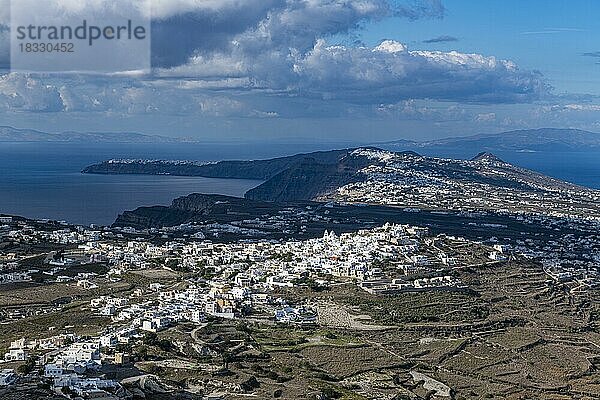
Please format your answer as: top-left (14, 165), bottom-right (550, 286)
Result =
top-left (379, 128), bottom-right (600, 152)
top-left (84, 147), bottom-right (588, 199)
top-left (104, 147), bottom-right (600, 228)
top-left (1, 126), bottom-right (599, 151)
top-left (245, 147), bottom-right (588, 202)
top-left (0, 126), bottom-right (180, 143)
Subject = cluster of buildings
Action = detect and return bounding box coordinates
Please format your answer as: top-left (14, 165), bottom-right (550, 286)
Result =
top-left (1, 334), bottom-right (123, 397)
top-left (0, 270), bottom-right (32, 284)
top-left (318, 149), bottom-right (600, 287)
top-left (76, 224), bottom-right (480, 334)
top-left (0, 217), bottom-right (505, 397)
top-left (326, 149), bottom-right (600, 223)
top-left (1, 223), bottom-right (102, 246)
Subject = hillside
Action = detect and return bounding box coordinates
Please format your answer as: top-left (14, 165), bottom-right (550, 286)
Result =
top-left (301, 148), bottom-right (600, 218)
top-left (106, 147), bottom-right (600, 223)
top-left (244, 147), bottom-right (585, 199)
top-left (114, 194), bottom-right (288, 229)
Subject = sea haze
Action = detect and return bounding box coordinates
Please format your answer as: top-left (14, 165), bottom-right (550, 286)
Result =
top-left (0, 142), bottom-right (599, 226)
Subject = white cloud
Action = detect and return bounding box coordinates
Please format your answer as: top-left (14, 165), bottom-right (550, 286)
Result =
top-left (273, 40), bottom-right (545, 103)
top-left (376, 99), bottom-right (468, 121)
top-left (374, 40), bottom-right (408, 53)
top-left (0, 74), bottom-right (65, 112)
top-left (0, 0), bottom-right (549, 119)
top-left (157, 38), bottom-right (547, 104)
top-left (562, 104), bottom-right (600, 112)
top-left (475, 112), bottom-right (496, 122)
top-left (0, 36), bottom-right (549, 115)
top-left (0, 73), bottom-right (282, 117)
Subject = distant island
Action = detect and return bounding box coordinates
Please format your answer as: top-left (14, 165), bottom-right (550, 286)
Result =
top-left (0, 126), bottom-right (181, 143)
top-left (2, 126), bottom-right (600, 151)
top-left (378, 128), bottom-right (600, 153)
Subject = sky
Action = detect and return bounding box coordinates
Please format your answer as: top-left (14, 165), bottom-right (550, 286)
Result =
top-left (0, 0), bottom-right (599, 142)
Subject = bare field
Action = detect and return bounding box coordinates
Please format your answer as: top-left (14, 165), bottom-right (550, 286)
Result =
top-left (259, 260), bottom-right (600, 399)
top-left (0, 283), bottom-right (84, 306)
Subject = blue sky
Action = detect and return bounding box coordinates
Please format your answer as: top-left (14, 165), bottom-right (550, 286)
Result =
top-left (0, 0), bottom-right (599, 142)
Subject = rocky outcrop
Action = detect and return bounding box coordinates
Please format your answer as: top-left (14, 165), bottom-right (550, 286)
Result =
top-left (113, 193), bottom-right (302, 229)
top-left (114, 206), bottom-right (194, 229)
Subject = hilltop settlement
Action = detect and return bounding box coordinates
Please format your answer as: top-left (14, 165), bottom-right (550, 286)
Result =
top-left (2, 148), bottom-right (600, 399)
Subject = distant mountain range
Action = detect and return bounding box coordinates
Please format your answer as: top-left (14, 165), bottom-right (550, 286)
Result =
top-left (0, 126), bottom-right (178, 143)
top-left (1, 126), bottom-right (600, 151)
top-left (378, 128), bottom-right (600, 153)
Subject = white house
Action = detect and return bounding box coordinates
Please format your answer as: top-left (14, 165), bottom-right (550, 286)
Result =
top-left (99, 335), bottom-right (117, 348)
top-left (4, 348), bottom-right (27, 362)
top-left (61, 342), bottom-right (101, 365)
top-left (410, 255), bottom-right (430, 266)
top-left (189, 310), bottom-right (206, 324)
top-left (141, 317), bottom-right (170, 332)
top-left (99, 305), bottom-right (116, 316)
top-left (489, 251), bottom-right (507, 261)
top-left (493, 244), bottom-right (510, 254)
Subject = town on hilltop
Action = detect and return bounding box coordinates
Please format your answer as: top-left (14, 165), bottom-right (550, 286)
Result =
top-left (1, 181), bottom-right (600, 399)
top-left (2, 148), bottom-right (600, 399)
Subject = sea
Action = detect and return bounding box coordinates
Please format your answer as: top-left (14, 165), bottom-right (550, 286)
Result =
top-left (0, 142), bottom-right (599, 226)
top-left (417, 148), bottom-right (600, 190)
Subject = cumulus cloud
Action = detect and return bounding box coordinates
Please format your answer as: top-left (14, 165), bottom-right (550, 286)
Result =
top-left (167, 39), bottom-right (547, 104)
top-left (475, 112), bottom-right (496, 122)
top-left (297, 42), bottom-right (547, 103)
top-left (0, 73), bottom-right (282, 117)
top-left (0, 0), bottom-right (444, 68)
top-left (0, 74), bottom-right (66, 112)
top-left (151, 0), bottom-right (282, 68)
top-left (0, 40), bottom-right (549, 114)
top-left (0, 0), bottom-right (550, 117)
top-left (376, 99), bottom-right (467, 121)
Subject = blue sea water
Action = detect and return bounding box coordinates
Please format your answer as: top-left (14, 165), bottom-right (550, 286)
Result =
top-left (496, 151), bottom-right (600, 190)
top-left (416, 149), bottom-right (600, 190)
top-left (0, 142), bottom-right (325, 226)
top-left (0, 142), bottom-right (598, 226)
